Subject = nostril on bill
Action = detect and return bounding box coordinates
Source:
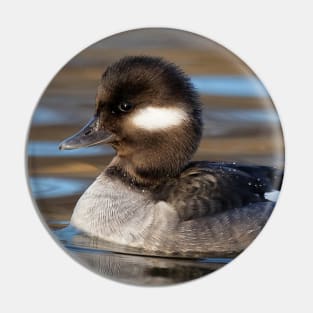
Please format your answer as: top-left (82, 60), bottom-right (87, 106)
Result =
top-left (84, 129), bottom-right (92, 136)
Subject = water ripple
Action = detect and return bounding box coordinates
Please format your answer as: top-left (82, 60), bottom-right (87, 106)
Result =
top-left (191, 75), bottom-right (268, 97)
top-left (28, 141), bottom-right (113, 157)
top-left (30, 176), bottom-right (91, 198)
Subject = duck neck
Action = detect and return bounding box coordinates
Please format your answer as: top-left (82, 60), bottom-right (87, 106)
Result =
top-left (105, 155), bottom-right (177, 188)
top-left (105, 144), bottom-right (193, 188)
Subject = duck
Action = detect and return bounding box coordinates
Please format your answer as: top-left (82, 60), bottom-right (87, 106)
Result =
top-left (59, 56), bottom-right (282, 257)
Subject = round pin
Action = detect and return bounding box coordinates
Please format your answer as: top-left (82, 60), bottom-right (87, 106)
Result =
top-left (27, 28), bottom-right (284, 286)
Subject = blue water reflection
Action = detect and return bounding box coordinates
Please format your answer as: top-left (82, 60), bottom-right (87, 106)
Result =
top-left (32, 107), bottom-right (69, 125)
top-left (30, 177), bottom-right (91, 198)
top-left (28, 141), bottom-right (114, 157)
top-left (207, 109), bottom-right (278, 123)
top-left (191, 76), bottom-right (268, 97)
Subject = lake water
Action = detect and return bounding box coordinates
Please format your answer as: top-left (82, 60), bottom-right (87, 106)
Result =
top-left (26, 30), bottom-right (284, 285)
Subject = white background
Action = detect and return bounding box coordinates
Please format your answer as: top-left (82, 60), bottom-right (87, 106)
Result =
top-left (1, 1), bottom-right (312, 312)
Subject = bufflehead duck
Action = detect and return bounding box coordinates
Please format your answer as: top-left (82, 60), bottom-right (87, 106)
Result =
top-left (59, 56), bottom-right (282, 257)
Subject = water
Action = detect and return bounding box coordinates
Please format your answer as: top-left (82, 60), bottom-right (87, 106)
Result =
top-left (52, 225), bottom-right (230, 286)
top-left (28, 141), bottom-right (113, 157)
top-left (27, 33), bottom-right (284, 285)
top-left (191, 76), bottom-right (269, 97)
top-left (30, 177), bottom-right (90, 199)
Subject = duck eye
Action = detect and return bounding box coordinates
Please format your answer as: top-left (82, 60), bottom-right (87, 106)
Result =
top-left (118, 102), bottom-right (133, 113)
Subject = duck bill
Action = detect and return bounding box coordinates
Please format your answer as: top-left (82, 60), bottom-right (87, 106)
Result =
top-left (59, 115), bottom-right (113, 150)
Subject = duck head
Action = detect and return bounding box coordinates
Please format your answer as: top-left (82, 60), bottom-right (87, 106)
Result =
top-left (59, 56), bottom-right (202, 185)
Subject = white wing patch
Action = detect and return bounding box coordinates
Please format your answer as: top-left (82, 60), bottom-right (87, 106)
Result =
top-left (131, 107), bottom-right (188, 130)
top-left (264, 190), bottom-right (280, 202)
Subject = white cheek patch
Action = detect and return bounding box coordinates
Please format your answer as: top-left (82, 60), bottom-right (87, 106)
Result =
top-left (131, 106), bottom-right (188, 131)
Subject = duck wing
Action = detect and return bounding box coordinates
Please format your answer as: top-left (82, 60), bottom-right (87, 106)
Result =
top-left (153, 161), bottom-right (283, 221)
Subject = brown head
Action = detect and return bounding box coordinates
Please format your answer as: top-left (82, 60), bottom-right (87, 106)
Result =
top-left (59, 56), bottom-right (202, 186)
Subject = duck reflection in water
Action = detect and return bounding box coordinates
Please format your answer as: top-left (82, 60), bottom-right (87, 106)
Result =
top-left (57, 226), bottom-right (227, 286)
